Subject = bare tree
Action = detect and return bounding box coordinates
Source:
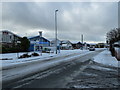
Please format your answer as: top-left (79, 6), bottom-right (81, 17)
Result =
top-left (106, 28), bottom-right (120, 56)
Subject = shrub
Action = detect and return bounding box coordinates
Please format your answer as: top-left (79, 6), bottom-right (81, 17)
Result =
top-left (42, 48), bottom-right (51, 53)
top-left (31, 52), bottom-right (39, 56)
top-left (19, 54), bottom-right (31, 58)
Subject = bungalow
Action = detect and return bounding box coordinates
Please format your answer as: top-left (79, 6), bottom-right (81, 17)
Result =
top-left (49, 38), bottom-right (61, 47)
top-left (72, 41), bottom-right (83, 49)
top-left (97, 43), bottom-right (105, 48)
top-left (0, 30), bottom-right (21, 47)
top-left (61, 40), bottom-right (73, 50)
top-left (28, 32), bottom-right (50, 51)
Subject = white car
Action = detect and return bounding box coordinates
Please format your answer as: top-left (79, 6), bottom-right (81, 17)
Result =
top-left (89, 47), bottom-right (95, 51)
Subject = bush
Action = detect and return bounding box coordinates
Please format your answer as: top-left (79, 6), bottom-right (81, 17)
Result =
top-left (31, 52), bottom-right (39, 56)
top-left (42, 48), bottom-right (51, 53)
top-left (19, 54), bottom-right (31, 58)
top-left (1, 46), bottom-right (21, 53)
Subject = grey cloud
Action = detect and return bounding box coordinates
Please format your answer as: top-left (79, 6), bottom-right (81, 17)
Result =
top-left (1, 2), bottom-right (118, 43)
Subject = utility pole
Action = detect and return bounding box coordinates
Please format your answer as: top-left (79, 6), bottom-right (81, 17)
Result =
top-left (81, 34), bottom-right (83, 50)
top-left (39, 31), bottom-right (42, 56)
top-left (55, 9), bottom-right (58, 54)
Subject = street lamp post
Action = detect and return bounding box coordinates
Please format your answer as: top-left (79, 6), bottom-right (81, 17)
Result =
top-left (81, 34), bottom-right (83, 50)
top-left (55, 9), bottom-right (58, 54)
top-left (39, 31), bottom-right (42, 56)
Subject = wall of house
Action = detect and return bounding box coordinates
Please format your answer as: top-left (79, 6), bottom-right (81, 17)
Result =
top-left (50, 40), bottom-right (61, 47)
top-left (0, 31), bottom-right (20, 44)
top-left (1, 31), bottom-right (13, 43)
top-left (29, 36), bottom-right (50, 51)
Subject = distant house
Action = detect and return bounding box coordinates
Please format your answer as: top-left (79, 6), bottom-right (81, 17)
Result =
top-left (49, 38), bottom-right (61, 47)
top-left (72, 42), bottom-right (83, 49)
top-left (61, 40), bottom-right (73, 50)
top-left (89, 43), bottom-right (96, 47)
top-left (0, 30), bottom-right (21, 47)
top-left (28, 32), bottom-right (50, 51)
top-left (97, 43), bottom-right (105, 48)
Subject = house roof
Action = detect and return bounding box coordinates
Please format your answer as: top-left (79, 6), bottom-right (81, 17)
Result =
top-left (71, 41), bottom-right (80, 44)
top-left (77, 42), bottom-right (82, 44)
top-left (61, 40), bottom-right (71, 44)
top-left (48, 38), bottom-right (61, 42)
top-left (71, 41), bottom-right (82, 44)
top-left (0, 30), bottom-right (21, 38)
top-left (29, 35), bottom-right (50, 42)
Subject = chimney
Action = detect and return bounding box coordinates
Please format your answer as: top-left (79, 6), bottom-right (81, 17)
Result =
top-left (39, 31), bottom-right (42, 37)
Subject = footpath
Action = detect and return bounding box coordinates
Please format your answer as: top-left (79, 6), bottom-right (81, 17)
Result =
top-left (93, 49), bottom-right (119, 68)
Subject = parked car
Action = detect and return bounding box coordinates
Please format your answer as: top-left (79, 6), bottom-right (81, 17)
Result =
top-left (89, 47), bottom-right (95, 51)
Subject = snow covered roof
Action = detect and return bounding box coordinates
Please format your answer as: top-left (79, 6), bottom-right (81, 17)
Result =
top-left (0, 30), bottom-right (21, 38)
top-left (71, 41), bottom-right (78, 44)
top-left (89, 43), bottom-right (97, 45)
top-left (48, 38), bottom-right (61, 42)
top-left (48, 38), bottom-right (55, 41)
top-left (61, 40), bottom-right (71, 44)
top-left (29, 35), bottom-right (50, 42)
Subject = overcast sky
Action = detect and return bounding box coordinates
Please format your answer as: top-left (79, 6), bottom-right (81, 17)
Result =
top-left (1, 2), bottom-right (118, 43)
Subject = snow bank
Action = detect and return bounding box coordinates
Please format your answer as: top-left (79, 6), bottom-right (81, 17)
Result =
top-left (1, 49), bottom-right (91, 70)
top-left (93, 50), bottom-right (119, 67)
top-left (1, 50), bottom-right (87, 63)
top-left (0, 48), bottom-right (103, 60)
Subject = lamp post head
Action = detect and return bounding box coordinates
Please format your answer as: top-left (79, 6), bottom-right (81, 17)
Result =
top-left (55, 9), bottom-right (58, 12)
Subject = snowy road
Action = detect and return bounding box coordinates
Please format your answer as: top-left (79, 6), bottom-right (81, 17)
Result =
top-left (2, 50), bottom-right (92, 86)
top-left (2, 49), bottom-right (109, 89)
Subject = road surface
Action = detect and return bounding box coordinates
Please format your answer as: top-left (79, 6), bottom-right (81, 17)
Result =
top-left (3, 49), bottom-right (119, 89)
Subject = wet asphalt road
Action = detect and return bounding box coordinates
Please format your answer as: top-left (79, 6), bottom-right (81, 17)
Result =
top-left (3, 49), bottom-right (119, 89)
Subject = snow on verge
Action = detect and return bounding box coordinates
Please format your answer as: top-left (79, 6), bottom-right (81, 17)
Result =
top-left (93, 50), bottom-right (119, 67)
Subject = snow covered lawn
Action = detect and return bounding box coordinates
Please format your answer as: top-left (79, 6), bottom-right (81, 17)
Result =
top-left (93, 49), bottom-right (119, 67)
top-left (0, 48), bottom-right (105, 60)
top-left (1, 49), bottom-right (89, 67)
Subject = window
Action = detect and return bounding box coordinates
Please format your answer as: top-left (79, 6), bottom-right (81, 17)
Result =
top-left (10, 36), bottom-right (12, 39)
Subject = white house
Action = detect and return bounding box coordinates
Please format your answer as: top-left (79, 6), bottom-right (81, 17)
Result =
top-left (61, 40), bottom-right (73, 50)
top-left (0, 30), bottom-right (21, 47)
top-left (28, 32), bottom-right (50, 51)
top-left (49, 38), bottom-right (61, 47)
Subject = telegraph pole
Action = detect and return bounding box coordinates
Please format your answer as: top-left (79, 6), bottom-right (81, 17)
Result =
top-left (81, 34), bottom-right (83, 50)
